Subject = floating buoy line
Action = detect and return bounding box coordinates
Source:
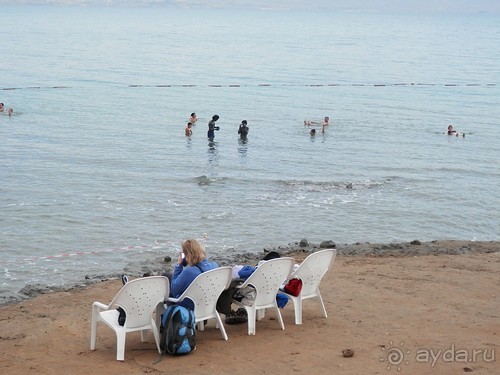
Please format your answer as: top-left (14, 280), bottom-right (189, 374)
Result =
top-left (1, 82), bottom-right (496, 90)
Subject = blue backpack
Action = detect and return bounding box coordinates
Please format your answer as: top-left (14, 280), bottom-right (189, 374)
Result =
top-left (160, 305), bottom-right (196, 355)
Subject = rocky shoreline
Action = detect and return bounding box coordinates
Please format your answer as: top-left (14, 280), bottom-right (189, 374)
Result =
top-left (211, 239), bottom-right (500, 265)
top-left (10, 239), bottom-right (500, 307)
top-left (101, 238), bottom-right (500, 283)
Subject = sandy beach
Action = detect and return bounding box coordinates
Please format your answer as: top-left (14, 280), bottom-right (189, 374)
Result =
top-left (1, 240), bottom-right (499, 374)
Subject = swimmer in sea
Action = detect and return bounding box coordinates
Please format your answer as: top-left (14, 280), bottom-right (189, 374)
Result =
top-left (447, 124), bottom-right (465, 137)
top-left (207, 115), bottom-right (220, 139)
top-left (185, 122), bottom-right (193, 136)
top-left (322, 116), bottom-right (329, 133)
top-left (238, 120), bottom-right (249, 139)
top-left (189, 112), bottom-right (198, 124)
top-left (0, 103), bottom-right (14, 116)
top-left (305, 116), bottom-right (330, 127)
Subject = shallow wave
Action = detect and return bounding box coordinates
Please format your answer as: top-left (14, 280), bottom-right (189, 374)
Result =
top-left (275, 177), bottom-right (396, 191)
top-left (194, 175), bottom-right (229, 185)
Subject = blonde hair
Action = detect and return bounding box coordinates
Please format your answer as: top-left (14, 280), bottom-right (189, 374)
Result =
top-left (182, 239), bottom-right (206, 265)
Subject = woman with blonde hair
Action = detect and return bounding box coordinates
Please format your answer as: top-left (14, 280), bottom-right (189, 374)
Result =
top-left (169, 239), bottom-right (218, 309)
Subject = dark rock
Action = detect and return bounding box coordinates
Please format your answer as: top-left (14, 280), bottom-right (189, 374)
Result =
top-left (389, 243), bottom-right (403, 249)
top-left (164, 256), bottom-right (172, 262)
top-left (299, 239), bottom-right (309, 247)
top-left (342, 348), bottom-right (355, 358)
top-left (320, 240), bottom-right (336, 248)
top-left (410, 240), bottom-right (422, 245)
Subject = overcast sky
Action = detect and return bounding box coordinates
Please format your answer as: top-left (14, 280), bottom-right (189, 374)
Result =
top-left (0, 0), bottom-right (499, 13)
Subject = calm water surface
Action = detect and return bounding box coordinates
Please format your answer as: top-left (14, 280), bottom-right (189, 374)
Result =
top-left (1, 6), bottom-right (499, 303)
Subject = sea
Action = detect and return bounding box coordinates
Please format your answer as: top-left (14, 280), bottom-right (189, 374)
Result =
top-left (1, 5), bottom-right (499, 304)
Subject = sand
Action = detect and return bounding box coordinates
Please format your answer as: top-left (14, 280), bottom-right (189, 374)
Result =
top-left (0, 240), bottom-right (499, 374)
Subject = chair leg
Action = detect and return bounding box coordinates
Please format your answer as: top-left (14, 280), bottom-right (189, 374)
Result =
top-left (214, 311), bottom-right (228, 340)
top-left (256, 308), bottom-right (266, 321)
top-left (293, 296), bottom-right (303, 325)
top-left (150, 318), bottom-right (162, 354)
top-left (197, 320), bottom-right (205, 331)
top-left (274, 304), bottom-right (285, 330)
top-left (90, 307), bottom-right (100, 350)
top-left (155, 303), bottom-right (165, 332)
top-left (140, 330), bottom-right (148, 342)
top-left (115, 331), bottom-right (126, 361)
top-left (246, 306), bottom-right (256, 335)
top-left (317, 291), bottom-right (328, 318)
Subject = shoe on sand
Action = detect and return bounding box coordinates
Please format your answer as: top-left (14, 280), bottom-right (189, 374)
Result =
top-left (225, 309), bottom-right (247, 325)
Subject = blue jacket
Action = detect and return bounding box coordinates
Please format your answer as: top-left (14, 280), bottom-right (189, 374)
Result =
top-left (171, 259), bottom-right (218, 310)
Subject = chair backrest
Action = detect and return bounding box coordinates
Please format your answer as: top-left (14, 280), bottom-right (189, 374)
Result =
top-left (243, 257), bottom-right (294, 307)
top-left (291, 249), bottom-right (336, 297)
top-left (110, 276), bottom-right (169, 329)
top-left (179, 267), bottom-right (232, 318)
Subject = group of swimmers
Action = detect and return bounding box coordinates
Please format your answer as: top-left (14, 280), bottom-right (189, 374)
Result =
top-left (184, 112), bottom-right (249, 140)
top-left (304, 117), bottom-right (463, 138)
top-left (1, 104), bottom-right (463, 141)
top-left (304, 116), bottom-right (330, 135)
top-left (0, 102), bottom-right (14, 116)
top-left (184, 112), bottom-right (331, 139)
top-left (184, 112), bottom-right (198, 136)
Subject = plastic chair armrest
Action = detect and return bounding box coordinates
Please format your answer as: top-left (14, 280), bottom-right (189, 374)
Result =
top-left (234, 280), bottom-right (248, 289)
top-left (92, 301), bottom-right (109, 311)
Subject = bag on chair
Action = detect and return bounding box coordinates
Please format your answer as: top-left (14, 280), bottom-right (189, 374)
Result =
top-left (160, 305), bottom-right (196, 355)
top-left (283, 278), bottom-right (303, 297)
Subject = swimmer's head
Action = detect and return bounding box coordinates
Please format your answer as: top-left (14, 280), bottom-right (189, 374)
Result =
top-left (212, 115), bottom-right (219, 121)
top-left (242, 120), bottom-right (247, 125)
top-left (191, 112), bottom-right (196, 117)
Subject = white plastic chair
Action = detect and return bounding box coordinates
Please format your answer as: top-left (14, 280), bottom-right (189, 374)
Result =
top-left (90, 276), bottom-right (169, 361)
top-left (167, 266), bottom-right (232, 340)
top-left (232, 257), bottom-right (294, 335)
top-left (282, 249), bottom-right (337, 324)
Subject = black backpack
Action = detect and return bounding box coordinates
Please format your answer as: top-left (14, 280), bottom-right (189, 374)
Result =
top-left (160, 305), bottom-right (196, 355)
